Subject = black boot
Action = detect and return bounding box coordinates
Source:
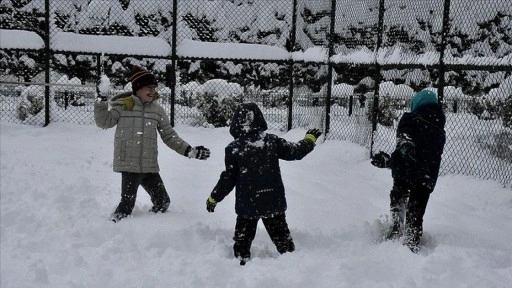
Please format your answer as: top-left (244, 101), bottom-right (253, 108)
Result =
top-left (111, 211), bottom-right (128, 223)
top-left (387, 184), bottom-right (408, 241)
top-left (234, 248), bottom-right (251, 266)
top-left (386, 212), bottom-right (402, 240)
top-left (233, 216), bottom-right (257, 266)
top-left (149, 201), bottom-right (170, 213)
top-left (402, 191), bottom-right (429, 253)
top-left (237, 256), bottom-right (250, 266)
top-left (386, 204), bottom-right (405, 241)
top-left (149, 196), bottom-right (170, 213)
top-left (403, 226), bottom-right (422, 253)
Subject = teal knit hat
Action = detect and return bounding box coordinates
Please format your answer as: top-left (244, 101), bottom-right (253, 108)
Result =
top-left (410, 89), bottom-right (438, 111)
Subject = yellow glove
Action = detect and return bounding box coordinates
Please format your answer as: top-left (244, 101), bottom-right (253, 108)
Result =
top-left (206, 195), bottom-right (217, 213)
top-left (304, 128), bottom-right (322, 143)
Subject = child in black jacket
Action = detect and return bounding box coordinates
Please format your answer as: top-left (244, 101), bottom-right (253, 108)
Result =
top-left (372, 89), bottom-right (446, 253)
top-left (205, 103), bottom-right (321, 265)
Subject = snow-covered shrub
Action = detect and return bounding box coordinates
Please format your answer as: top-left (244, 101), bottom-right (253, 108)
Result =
top-left (467, 97), bottom-right (501, 120)
top-left (17, 86), bottom-right (44, 121)
top-left (177, 82), bottom-right (201, 107)
top-left (195, 79), bottom-right (243, 127)
top-left (467, 97), bottom-right (485, 118)
top-left (481, 131), bottom-right (512, 163)
top-left (367, 96), bottom-right (398, 127)
top-left (196, 92), bottom-right (241, 127)
top-left (501, 94), bottom-right (512, 128)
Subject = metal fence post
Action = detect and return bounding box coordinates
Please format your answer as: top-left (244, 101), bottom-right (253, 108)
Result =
top-left (287, 60), bottom-right (293, 131)
top-left (44, 0), bottom-right (50, 126)
top-left (370, 0), bottom-right (386, 156)
top-left (438, 0), bottom-right (451, 103)
top-left (324, 0), bottom-right (337, 135)
top-left (348, 95), bottom-right (353, 116)
top-left (170, 0), bottom-right (178, 127)
top-left (287, 0), bottom-right (298, 131)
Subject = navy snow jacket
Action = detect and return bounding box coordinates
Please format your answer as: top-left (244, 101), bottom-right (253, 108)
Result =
top-left (210, 103), bottom-right (315, 218)
top-left (391, 103), bottom-right (446, 191)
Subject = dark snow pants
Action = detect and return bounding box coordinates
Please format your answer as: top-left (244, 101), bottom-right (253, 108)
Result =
top-left (114, 172), bottom-right (170, 216)
top-left (233, 213), bottom-right (295, 260)
top-left (389, 178), bottom-right (431, 241)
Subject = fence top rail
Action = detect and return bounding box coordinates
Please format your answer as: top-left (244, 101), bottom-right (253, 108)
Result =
top-left (0, 81), bottom-right (96, 88)
top-left (334, 63), bottom-right (512, 72)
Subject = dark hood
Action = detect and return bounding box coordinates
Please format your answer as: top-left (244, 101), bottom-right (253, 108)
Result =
top-left (414, 103), bottom-right (446, 131)
top-left (229, 103), bottom-right (268, 139)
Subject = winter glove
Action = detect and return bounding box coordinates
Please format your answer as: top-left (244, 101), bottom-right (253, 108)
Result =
top-left (187, 146), bottom-right (211, 160)
top-left (371, 151), bottom-right (391, 168)
top-left (113, 96), bottom-right (135, 111)
top-left (304, 128), bottom-right (322, 143)
top-left (206, 195), bottom-right (217, 213)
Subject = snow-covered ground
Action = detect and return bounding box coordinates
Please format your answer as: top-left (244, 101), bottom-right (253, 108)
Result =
top-left (1, 121), bottom-right (511, 288)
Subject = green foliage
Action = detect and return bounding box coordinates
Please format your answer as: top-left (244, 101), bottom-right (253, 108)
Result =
top-left (196, 92), bottom-right (242, 128)
top-left (52, 54), bottom-right (96, 83)
top-left (293, 63), bottom-right (327, 93)
top-left (467, 97), bottom-right (501, 120)
top-left (354, 81), bottom-right (373, 95)
top-left (0, 3), bottom-right (45, 36)
top-left (467, 97), bottom-right (486, 118)
top-left (367, 96), bottom-right (398, 127)
top-left (1, 1), bottom-right (510, 100)
top-left (17, 88), bottom-right (44, 121)
top-left (501, 94), bottom-right (512, 128)
top-left (483, 131), bottom-right (512, 163)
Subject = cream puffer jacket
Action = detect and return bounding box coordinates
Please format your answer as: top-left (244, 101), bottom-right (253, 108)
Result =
top-left (94, 92), bottom-right (190, 173)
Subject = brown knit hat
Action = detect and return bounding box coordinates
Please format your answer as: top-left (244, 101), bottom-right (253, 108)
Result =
top-left (130, 65), bottom-right (157, 93)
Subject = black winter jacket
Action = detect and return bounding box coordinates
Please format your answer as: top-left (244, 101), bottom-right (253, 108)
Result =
top-left (210, 103), bottom-right (315, 218)
top-left (391, 103), bottom-right (446, 191)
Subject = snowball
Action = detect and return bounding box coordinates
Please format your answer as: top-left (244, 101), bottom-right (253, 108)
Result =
top-left (97, 74), bottom-right (111, 94)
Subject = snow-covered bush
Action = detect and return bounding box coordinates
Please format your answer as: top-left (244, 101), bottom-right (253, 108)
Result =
top-left (481, 130), bottom-right (512, 164)
top-left (196, 92), bottom-right (242, 127)
top-left (17, 86), bottom-right (44, 121)
top-left (195, 79), bottom-right (243, 127)
top-left (467, 97), bottom-right (501, 120)
top-left (177, 82), bottom-right (201, 107)
top-left (501, 95), bottom-right (512, 128)
top-left (367, 96), bottom-right (398, 127)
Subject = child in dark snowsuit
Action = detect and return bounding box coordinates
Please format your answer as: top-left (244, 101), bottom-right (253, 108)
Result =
top-left (205, 103), bottom-right (321, 265)
top-left (372, 89), bottom-right (446, 253)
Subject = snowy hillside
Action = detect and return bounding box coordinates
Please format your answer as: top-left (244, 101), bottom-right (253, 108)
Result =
top-left (1, 122), bottom-right (511, 288)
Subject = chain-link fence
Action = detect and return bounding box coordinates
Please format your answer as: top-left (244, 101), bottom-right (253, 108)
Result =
top-left (1, 0), bottom-right (511, 186)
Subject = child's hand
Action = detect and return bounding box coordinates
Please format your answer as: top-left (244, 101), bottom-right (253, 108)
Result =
top-left (206, 195), bottom-right (216, 213)
top-left (371, 151), bottom-right (391, 168)
top-left (304, 128), bottom-right (322, 143)
top-left (188, 146), bottom-right (211, 160)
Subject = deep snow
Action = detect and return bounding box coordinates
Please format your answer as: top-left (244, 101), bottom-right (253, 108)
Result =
top-left (1, 121), bottom-right (511, 288)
